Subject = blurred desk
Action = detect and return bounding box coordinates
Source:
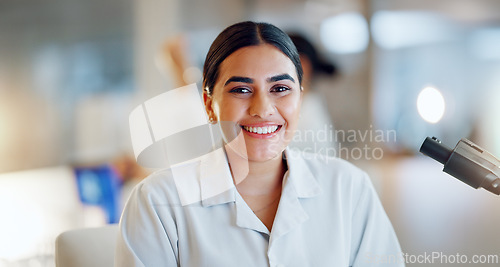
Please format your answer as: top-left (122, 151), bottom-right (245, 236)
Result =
top-left (0, 166), bottom-right (110, 266)
top-left (362, 155), bottom-right (500, 266)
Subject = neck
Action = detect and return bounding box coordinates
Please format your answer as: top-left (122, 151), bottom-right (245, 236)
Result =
top-left (225, 145), bottom-right (286, 196)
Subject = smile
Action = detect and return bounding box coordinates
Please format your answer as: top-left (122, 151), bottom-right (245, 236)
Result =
top-left (241, 125), bottom-right (281, 135)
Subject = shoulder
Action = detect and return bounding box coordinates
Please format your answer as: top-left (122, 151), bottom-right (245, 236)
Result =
top-left (130, 159), bottom-right (201, 207)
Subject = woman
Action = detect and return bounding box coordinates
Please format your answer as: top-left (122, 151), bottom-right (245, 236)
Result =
top-left (116, 21), bottom-right (403, 266)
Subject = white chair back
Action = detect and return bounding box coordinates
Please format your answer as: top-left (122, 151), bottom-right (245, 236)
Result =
top-left (55, 224), bottom-right (118, 267)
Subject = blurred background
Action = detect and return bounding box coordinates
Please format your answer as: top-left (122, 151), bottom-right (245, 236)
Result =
top-left (0, 0), bottom-right (499, 266)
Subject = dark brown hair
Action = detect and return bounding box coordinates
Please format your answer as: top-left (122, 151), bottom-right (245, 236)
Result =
top-left (203, 21), bottom-right (303, 96)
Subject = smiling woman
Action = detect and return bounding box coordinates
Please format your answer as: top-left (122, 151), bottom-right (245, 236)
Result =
top-left (205, 44), bottom-right (302, 163)
top-left (116, 21), bottom-right (404, 267)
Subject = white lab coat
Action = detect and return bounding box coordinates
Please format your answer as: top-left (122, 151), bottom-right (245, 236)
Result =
top-left (116, 148), bottom-right (404, 267)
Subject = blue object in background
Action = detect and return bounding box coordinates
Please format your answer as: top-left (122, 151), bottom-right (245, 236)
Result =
top-left (74, 164), bottom-right (122, 223)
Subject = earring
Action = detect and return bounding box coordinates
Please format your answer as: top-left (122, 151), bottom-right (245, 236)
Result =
top-left (208, 117), bottom-right (216, 124)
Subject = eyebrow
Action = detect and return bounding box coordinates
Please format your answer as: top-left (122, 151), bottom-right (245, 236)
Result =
top-left (267, 73), bottom-right (295, 83)
top-left (224, 73), bottom-right (295, 86)
top-left (224, 76), bottom-right (253, 86)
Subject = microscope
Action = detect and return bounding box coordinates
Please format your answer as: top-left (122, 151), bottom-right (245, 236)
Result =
top-left (420, 137), bottom-right (500, 195)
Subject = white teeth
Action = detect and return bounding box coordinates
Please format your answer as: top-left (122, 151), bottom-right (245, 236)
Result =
top-left (243, 125), bottom-right (279, 134)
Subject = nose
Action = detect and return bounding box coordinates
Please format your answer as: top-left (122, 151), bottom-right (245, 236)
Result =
top-left (248, 92), bottom-right (275, 118)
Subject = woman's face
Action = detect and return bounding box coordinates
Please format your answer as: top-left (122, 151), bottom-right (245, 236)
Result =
top-left (204, 44), bottom-right (302, 162)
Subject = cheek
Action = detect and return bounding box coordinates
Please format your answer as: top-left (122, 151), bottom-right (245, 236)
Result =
top-left (279, 95), bottom-right (302, 124)
top-left (215, 98), bottom-right (246, 120)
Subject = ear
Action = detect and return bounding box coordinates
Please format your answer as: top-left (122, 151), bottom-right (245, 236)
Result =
top-left (203, 90), bottom-right (214, 121)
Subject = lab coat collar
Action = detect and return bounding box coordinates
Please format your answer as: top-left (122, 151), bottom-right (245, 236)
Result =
top-left (198, 147), bottom-right (322, 208)
top-left (199, 148), bottom-right (236, 207)
top-left (283, 148), bottom-right (323, 199)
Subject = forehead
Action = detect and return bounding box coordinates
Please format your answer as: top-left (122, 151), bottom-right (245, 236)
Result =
top-left (217, 44), bottom-right (297, 83)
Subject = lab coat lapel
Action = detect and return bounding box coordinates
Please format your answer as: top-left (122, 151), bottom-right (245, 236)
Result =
top-left (269, 149), bottom-right (322, 246)
top-left (235, 191), bottom-right (271, 235)
top-left (268, 171), bottom-right (308, 246)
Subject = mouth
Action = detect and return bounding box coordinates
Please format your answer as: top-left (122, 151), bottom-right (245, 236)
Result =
top-left (240, 124), bottom-right (282, 137)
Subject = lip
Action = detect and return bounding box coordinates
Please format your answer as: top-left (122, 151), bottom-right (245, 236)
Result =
top-left (239, 123), bottom-right (283, 139)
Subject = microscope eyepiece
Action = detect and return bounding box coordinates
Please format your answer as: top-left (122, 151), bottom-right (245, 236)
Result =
top-left (420, 136), bottom-right (500, 195)
top-left (420, 137), bottom-right (452, 165)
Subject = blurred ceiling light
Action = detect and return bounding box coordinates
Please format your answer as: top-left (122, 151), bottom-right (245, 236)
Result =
top-left (371, 11), bottom-right (457, 49)
top-left (468, 28), bottom-right (500, 61)
top-left (417, 86), bottom-right (446, 124)
top-left (320, 12), bottom-right (369, 54)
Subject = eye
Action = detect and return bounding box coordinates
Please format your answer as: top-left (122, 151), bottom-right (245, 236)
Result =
top-left (270, 86), bottom-right (290, 93)
top-left (229, 87), bottom-right (252, 94)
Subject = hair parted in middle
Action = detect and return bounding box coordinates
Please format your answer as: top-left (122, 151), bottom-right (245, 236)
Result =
top-left (202, 21), bottom-right (303, 96)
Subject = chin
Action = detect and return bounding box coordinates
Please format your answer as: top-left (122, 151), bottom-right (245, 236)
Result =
top-left (244, 144), bottom-right (285, 162)
top-left (224, 139), bottom-right (285, 162)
